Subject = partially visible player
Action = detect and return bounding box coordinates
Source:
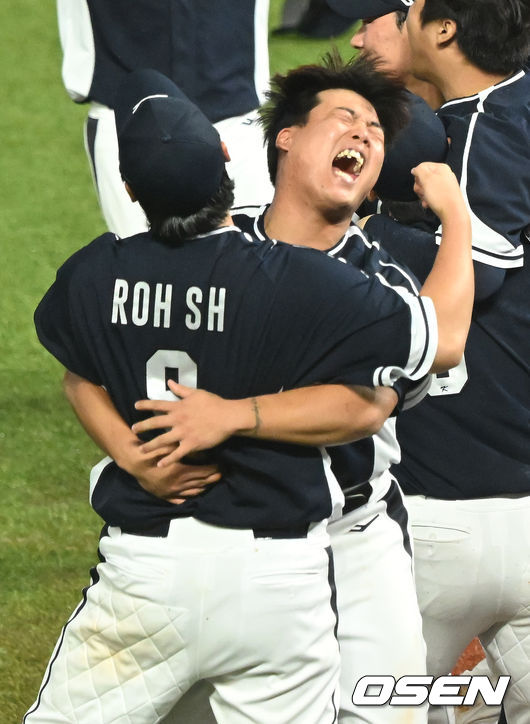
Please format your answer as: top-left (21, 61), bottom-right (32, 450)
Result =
top-left (360, 2), bottom-right (529, 723)
top-left (25, 61), bottom-right (470, 723)
top-left (327, 0), bottom-right (443, 108)
top-left (57, 0), bottom-right (273, 237)
top-left (68, 56), bottom-right (474, 724)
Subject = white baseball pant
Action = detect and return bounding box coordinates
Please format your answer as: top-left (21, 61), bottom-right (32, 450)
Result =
top-left (23, 517), bottom-right (340, 724)
top-left (162, 473), bottom-right (428, 724)
top-left (406, 493), bottom-right (530, 724)
top-left (330, 473), bottom-right (428, 724)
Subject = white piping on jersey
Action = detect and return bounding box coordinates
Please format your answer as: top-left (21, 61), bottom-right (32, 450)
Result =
top-left (459, 111), bottom-right (476, 202)
top-left (193, 225), bottom-right (243, 240)
top-left (231, 204), bottom-right (263, 214)
top-left (132, 94), bottom-right (169, 113)
top-left (330, 226), bottom-right (421, 294)
top-left (231, 204), bottom-right (269, 241)
top-left (253, 0), bottom-right (271, 105)
top-left (374, 272), bottom-right (411, 299)
top-left (439, 70), bottom-right (525, 110)
top-left (433, 225), bottom-right (523, 267)
top-left (373, 273), bottom-right (438, 382)
top-left (372, 418), bottom-right (400, 479)
top-left (327, 223), bottom-right (376, 257)
top-left (319, 446), bottom-right (345, 523)
top-left (455, 111), bottom-right (525, 267)
top-left (89, 456), bottom-right (114, 505)
top-left (377, 261), bottom-right (421, 295)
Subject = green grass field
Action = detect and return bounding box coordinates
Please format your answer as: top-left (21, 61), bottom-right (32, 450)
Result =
top-left (0, 1), bottom-right (356, 720)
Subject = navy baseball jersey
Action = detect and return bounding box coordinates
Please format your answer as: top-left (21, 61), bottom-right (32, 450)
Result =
top-left (436, 69), bottom-right (529, 268)
top-left (57, 0), bottom-right (270, 122)
top-left (377, 68), bottom-right (530, 499)
top-left (35, 226), bottom-right (437, 532)
top-left (233, 206), bottom-right (432, 498)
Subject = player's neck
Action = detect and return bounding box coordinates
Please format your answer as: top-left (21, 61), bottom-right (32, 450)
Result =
top-left (432, 57), bottom-right (510, 102)
top-left (405, 76), bottom-right (444, 110)
top-left (263, 196), bottom-right (351, 251)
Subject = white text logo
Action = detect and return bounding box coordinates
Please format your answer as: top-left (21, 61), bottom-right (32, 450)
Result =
top-left (352, 675), bottom-right (510, 707)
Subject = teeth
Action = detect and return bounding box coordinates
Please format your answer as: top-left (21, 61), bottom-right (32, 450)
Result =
top-left (334, 148), bottom-right (364, 173)
top-left (335, 149), bottom-right (363, 161)
top-left (335, 168), bottom-right (353, 182)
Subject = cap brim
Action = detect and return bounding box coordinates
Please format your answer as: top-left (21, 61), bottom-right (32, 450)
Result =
top-left (326, 0), bottom-right (405, 21)
top-left (114, 69), bottom-right (189, 135)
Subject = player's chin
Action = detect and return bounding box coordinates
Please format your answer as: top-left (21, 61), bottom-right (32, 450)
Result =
top-left (322, 197), bottom-right (358, 224)
top-left (329, 183), bottom-right (365, 212)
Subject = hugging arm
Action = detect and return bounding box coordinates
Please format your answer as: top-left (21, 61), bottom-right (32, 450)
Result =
top-left (62, 370), bottom-right (221, 502)
top-left (133, 380), bottom-right (399, 466)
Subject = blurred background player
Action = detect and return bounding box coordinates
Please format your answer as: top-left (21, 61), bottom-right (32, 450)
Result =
top-left (57, 0), bottom-right (273, 237)
top-left (272, 0), bottom-right (352, 37)
top-left (327, 0), bottom-right (443, 108)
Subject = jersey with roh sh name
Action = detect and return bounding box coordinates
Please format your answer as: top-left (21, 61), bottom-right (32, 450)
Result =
top-left (35, 226), bottom-right (436, 532)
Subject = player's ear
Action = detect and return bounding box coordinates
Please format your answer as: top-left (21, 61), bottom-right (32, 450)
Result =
top-left (437, 18), bottom-right (456, 47)
top-left (275, 127), bottom-right (294, 152)
top-left (221, 141), bottom-right (231, 163)
top-left (124, 182), bottom-right (137, 202)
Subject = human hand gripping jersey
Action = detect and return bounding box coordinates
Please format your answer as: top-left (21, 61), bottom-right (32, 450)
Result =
top-left (35, 225), bottom-right (436, 533)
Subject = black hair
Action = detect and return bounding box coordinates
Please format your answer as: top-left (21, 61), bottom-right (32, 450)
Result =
top-left (395, 9), bottom-right (408, 29)
top-left (143, 172), bottom-right (235, 244)
top-left (259, 51), bottom-right (410, 184)
top-left (420, 0), bottom-right (530, 74)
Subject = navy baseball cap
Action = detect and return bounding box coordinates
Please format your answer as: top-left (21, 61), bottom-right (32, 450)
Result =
top-left (114, 69), bottom-right (226, 218)
top-left (326, 0), bottom-right (414, 21)
top-left (375, 92), bottom-right (448, 201)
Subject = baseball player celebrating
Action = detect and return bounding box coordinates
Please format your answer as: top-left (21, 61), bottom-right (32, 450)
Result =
top-left (25, 61), bottom-right (466, 723)
top-left (56, 56), bottom-right (474, 724)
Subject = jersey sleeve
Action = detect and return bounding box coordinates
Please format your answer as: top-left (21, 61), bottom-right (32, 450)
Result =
top-left (368, 277), bottom-right (437, 385)
top-left (57, 0), bottom-right (95, 102)
top-left (440, 110), bottom-right (527, 269)
top-left (34, 241), bottom-right (108, 384)
top-left (272, 246), bottom-right (438, 390)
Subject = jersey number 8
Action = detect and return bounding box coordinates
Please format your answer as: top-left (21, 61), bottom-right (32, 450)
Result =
top-left (146, 350), bottom-right (197, 401)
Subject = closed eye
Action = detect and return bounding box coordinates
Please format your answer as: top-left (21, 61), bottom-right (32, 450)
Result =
top-left (336, 107), bottom-right (383, 133)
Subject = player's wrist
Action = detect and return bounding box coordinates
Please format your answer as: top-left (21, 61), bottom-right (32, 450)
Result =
top-left (113, 435), bottom-right (145, 475)
top-left (438, 202), bottom-right (469, 228)
top-left (234, 397), bottom-right (261, 438)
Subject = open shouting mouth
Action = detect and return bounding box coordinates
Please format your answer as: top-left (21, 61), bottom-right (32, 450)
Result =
top-left (332, 148), bottom-right (365, 182)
